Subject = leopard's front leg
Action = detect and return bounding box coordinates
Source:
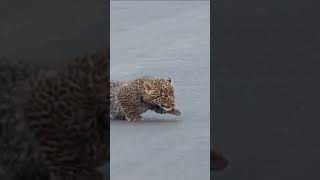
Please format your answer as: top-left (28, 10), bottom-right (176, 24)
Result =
top-left (118, 100), bottom-right (143, 121)
top-left (124, 110), bottom-right (143, 122)
top-left (117, 87), bottom-right (143, 122)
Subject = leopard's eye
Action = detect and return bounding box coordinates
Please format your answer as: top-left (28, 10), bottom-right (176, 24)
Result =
top-left (161, 92), bottom-right (168, 97)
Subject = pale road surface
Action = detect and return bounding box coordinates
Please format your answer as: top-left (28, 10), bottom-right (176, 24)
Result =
top-left (110, 1), bottom-right (210, 180)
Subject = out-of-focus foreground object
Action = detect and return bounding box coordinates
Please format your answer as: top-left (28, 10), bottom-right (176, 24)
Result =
top-left (211, 150), bottom-right (229, 171)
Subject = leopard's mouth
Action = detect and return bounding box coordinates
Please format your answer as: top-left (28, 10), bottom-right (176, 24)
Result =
top-left (161, 106), bottom-right (173, 111)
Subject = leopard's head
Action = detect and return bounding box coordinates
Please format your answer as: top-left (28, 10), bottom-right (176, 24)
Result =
top-left (142, 77), bottom-right (175, 111)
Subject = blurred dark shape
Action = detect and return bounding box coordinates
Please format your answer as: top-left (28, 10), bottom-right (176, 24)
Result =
top-left (211, 150), bottom-right (229, 171)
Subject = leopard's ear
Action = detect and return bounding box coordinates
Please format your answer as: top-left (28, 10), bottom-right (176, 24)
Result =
top-left (143, 80), bottom-right (156, 95)
top-left (167, 77), bottom-right (172, 85)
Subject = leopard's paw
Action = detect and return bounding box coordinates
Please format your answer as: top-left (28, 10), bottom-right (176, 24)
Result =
top-left (126, 115), bottom-right (143, 122)
top-left (169, 108), bottom-right (182, 116)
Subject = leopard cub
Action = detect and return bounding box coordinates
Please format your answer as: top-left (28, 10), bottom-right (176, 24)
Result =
top-left (110, 77), bottom-right (181, 121)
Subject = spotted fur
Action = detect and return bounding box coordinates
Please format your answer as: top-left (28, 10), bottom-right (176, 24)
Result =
top-left (110, 76), bottom-right (181, 121)
top-left (26, 51), bottom-right (109, 180)
top-left (0, 59), bottom-right (55, 180)
top-left (0, 51), bottom-right (109, 180)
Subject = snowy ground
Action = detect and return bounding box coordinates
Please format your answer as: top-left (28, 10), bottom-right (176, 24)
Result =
top-left (110, 1), bottom-right (210, 180)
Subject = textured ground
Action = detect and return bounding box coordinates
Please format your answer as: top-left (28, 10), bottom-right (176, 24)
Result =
top-left (111, 1), bottom-right (210, 180)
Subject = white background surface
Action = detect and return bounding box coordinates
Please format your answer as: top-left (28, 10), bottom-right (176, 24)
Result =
top-left (110, 1), bottom-right (210, 180)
